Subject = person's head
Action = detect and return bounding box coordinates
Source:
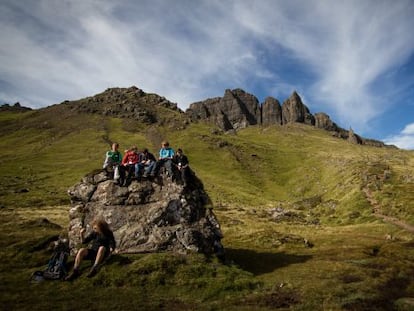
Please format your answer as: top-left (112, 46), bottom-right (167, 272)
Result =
top-left (130, 145), bottom-right (138, 152)
top-left (161, 141), bottom-right (169, 148)
top-left (111, 142), bottom-right (119, 151)
top-left (143, 148), bottom-right (148, 154)
top-left (92, 218), bottom-right (112, 236)
top-left (177, 148), bottom-right (183, 155)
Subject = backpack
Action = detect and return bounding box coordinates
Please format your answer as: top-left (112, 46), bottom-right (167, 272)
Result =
top-left (31, 242), bottom-right (69, 282)
top-left (42, 250), bottom-right (68, 280)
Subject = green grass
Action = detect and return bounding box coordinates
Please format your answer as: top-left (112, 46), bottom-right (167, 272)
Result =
top-left (1, 109), bottom-right (414, 310)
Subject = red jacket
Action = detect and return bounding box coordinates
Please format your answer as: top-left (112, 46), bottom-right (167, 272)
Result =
top-left (122, 151), bottom-right (139, 165)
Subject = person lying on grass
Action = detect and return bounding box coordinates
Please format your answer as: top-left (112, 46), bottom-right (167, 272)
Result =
top-left (65, 218), bottom-right (116, 281)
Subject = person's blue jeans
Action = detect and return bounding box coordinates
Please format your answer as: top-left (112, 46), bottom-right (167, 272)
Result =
top-left (151, 159), bottom-right (173, 176)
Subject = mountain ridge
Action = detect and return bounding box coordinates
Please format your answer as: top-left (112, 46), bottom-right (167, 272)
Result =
top-left (2, 85), bottom-right (393, 148)
top-left (186, 88), bottom-right (390, 148)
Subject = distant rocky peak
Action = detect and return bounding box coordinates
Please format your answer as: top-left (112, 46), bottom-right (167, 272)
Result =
top-left (89, 86), bottom-right (179, 111)
top-left (61, 85), bottom-right (181, 124)
top-left (0, 102), bottom-right (32, 112)
top-left (185, 88), bottom-right (387, 148)
top-left (262, 97), bottom-right (282, 126)
top-left (281, 91), bottom-right (314, 125)
top-left (186, 88), bottom-right (261, 131)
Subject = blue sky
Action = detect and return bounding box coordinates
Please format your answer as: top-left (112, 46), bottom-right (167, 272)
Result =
top-left (1, 0), bottom-right (413, 149)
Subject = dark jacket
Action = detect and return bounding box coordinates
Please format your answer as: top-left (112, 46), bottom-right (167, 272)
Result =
top-left (174, 154), bottom-right (189, 167)
top-left (83, 231), bottom-right (116, 252)
top-left (142, 151), bottom-right (156, 162)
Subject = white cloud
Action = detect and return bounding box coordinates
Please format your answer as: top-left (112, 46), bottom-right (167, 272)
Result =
top-left (384, 123), bottom-right (414, 150)
top-left (234, 0), bottom-right (414, 129)
top-left (0, 0), bottom-right (272, 107)
top-left (0, 0), bottom-right (413, 142)
top-left (401, 123), bottom-right (414, 135)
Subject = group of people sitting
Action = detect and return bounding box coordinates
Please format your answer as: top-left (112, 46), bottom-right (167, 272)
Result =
top-left (65, 141), bottom-right (193, 281)
top-left (103, 140), bottom-right (191, 187)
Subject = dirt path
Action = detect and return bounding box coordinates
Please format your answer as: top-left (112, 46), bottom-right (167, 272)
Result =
top-left (362, 188), bottom-right (414, 234)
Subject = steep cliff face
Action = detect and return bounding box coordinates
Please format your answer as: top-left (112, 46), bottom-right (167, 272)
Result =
top-left (281, 91), bottom-right (315, 126)
top-left (186, 89), bottom-right (261, 131)
top-left (186, 89), bottom-right (387, 147)
top-left (186, 89), bottom-right (317, 130)
top-left (262, 97), bottom-right (282, 126)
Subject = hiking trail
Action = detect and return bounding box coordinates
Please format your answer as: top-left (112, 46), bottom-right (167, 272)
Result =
top-left (362, 187), bottom-right (414, 234)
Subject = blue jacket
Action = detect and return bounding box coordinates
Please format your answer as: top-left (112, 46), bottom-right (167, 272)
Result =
top-left (159, 147), bottom-right (175, 159)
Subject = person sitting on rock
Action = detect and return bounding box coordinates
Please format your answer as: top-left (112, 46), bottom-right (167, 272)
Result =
top-left (137, 148), bottom-right (156, 179)
top-left (173, 148), bottom-right (191, 187)
top-left (121, 145), bottom-right (140, 186)
top-left (65, 218), bottom-right (116, 281)
top-left (103, 142), bottom-right (124, 184)
top-left (150, 141), bottom-right (175, 177)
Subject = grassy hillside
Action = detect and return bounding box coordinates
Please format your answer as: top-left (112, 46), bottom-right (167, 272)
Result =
top-left (1, 109), bottom-right (414, 310)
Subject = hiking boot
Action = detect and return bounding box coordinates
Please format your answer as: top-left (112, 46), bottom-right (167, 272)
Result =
top-left (65, 269), bottom-right (80, 281)
top-left (87, 266), bottom-right (98, 278)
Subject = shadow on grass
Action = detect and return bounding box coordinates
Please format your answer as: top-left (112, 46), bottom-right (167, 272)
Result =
top-left (225, 248), bottom-right (312, 275)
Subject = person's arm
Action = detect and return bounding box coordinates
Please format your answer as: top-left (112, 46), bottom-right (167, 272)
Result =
top-left (82, 230), bottom-right (95, 244)
top-left (103, 151), bottom-right (111, 168)
top-left (168, 149), bottom-right (175, 159)
top-left (149, 153), bottom-right (156, 162)
top-left (139, 153), bottom-right (145, 163)
top-left (182, 155), bottom-right (189, 168)
top-left (121, 153), bottom-right (128, 166)
top-left (133, 153), bottom-right (140, 164)
top-left (80, 228), bottom-right (86, 243)
top-left (115, 151), bottom-right (123, 165)
top-left (158, 149), bottom-right (163, 160)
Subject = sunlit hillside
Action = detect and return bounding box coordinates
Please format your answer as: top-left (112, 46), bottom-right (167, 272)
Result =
top-left (1, 108), bottom-right (414, 310)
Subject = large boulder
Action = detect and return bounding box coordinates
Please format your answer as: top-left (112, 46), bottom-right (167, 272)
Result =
top-left (67, 170), bottom-right (223, 255)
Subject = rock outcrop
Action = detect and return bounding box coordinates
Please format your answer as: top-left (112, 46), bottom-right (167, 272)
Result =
top-left (186, 89), bottom-right (261, 131)
top-left (186, 89), bottom-right (319, 130)
top-left (61, 86), bottom-right (181, 124)
top-left (281, 91), bottom-right (315, 126)
top-left (314, 113), bottom-right (339, 132)
top-left (347, 128), bottom-right (363, 145)
top-left (262, 97), bottom-right (282, 126)
top-left (67, 169), bottom-right (223, 255)
top-left (11, 84), bottom-right (388, 148)
top-left (0, 102), bottom-right (32, 112)
top-left (186, 89), bottom-right (387, 147)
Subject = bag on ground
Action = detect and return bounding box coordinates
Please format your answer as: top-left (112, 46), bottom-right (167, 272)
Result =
top-left (42, 249), bottom-right (69, 280)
